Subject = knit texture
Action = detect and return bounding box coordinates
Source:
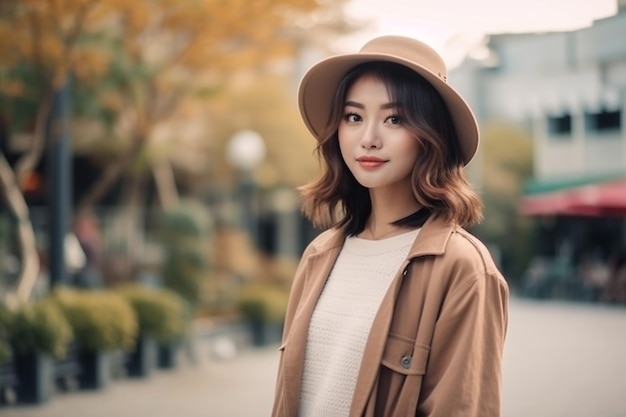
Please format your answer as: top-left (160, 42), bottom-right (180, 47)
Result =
top-left (299, 229), bottom-right (420, 417)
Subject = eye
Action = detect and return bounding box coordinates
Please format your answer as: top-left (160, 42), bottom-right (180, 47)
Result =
top-left (386, 115), bottom-right (401, 125)
top-left (344, 112), bottom-right (361, 123)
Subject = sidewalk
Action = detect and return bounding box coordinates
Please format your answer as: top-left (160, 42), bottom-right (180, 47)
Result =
top-left (2, 298), bottom-right (626, 417)
top-left (1, 340), bottom-right (280, 417)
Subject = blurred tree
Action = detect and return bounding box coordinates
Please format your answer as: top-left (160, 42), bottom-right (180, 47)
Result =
top-left (471, 121), bottom-right (534, 286)
top-left (70, 0), bottom-right (331, 213)
top-left (0, 0), bottom-right (106, 302)
top-left (0, 0), bottom-right (354, 300)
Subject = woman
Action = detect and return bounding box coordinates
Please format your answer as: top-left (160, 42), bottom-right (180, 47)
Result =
top-left (271, 36), bottom-right (509, 417)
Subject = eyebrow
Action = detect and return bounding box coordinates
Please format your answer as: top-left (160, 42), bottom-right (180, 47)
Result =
top-left (344, 100), bottom-right (399, 110)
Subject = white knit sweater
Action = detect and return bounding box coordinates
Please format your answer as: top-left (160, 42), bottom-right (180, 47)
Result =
top-left (298, 229), bottom-right (420, 417)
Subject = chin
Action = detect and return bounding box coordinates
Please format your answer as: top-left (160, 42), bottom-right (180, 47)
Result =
top-left (353, 178), bottom-right (385, 189)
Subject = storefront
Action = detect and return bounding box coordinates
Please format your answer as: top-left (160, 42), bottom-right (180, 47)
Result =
top-left (518, 175), bottom-right (626, 302)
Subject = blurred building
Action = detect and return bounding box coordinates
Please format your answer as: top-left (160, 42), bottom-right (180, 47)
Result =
top-left (450, 2), bottom-right (626, 297)
top-left (451, 1), bottom-right (626, 218)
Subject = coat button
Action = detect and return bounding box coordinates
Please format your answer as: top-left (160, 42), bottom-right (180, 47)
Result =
top-left (401, 356), bottom-right (412, 369)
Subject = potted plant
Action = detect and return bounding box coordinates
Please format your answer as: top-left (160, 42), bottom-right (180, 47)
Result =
top-left (0, 311), bottom-right (16, 406)
top-left (0, 299), bottom-right (73, 404)
top-left (238, 284), bottom-right (289, 347)
top-left (52, 287), bottom-right (137, 389)
top-left (117, 284), bottom-right (190, 375)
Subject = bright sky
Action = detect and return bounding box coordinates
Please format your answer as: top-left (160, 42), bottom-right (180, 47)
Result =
top-left (340, 0), bottom-right (618, 67)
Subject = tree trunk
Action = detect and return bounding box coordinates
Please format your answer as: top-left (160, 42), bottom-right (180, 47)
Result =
top-left (152, 158), bottom-right (179, 210)
top-left (0, 154), bottom-right (40, 304)
top-left (101, 171), bottom-right (151, 284)
top-left (120, 172), bottom-right (147, 265)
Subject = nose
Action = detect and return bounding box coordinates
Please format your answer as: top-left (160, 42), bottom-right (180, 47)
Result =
top-left (360, 122), bottom-right (381, 149)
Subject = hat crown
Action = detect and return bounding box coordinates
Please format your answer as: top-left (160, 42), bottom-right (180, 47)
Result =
top-left (360, 36), bottom-right (448, 80)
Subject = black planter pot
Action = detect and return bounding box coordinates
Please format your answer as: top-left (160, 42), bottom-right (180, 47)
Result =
top-left (13, 353), bottom-right (54, 404)
top-left (0, 358), bottom-right (18, 406)
top-left (77, 349), bottom-right (111, 390)
top-left (108, 350), bottom-right (128, 380)
top-left (157, 343), bottom-right (181, 370)
top-left (53, 343), bottom-right (81, 391)
top-left (126, 336), bottom-right (157, 378)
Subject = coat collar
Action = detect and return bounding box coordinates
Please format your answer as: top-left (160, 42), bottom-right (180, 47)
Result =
top-left (406, 214), bottom-right (456, 258)
top-left (308, 213), bottom-right (457, 261)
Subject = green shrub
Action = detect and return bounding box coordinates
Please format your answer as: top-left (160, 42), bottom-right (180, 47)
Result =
top-left (1, 299), bottom-right (73, 358)
top-left (117, 285), bottom-right (190, 344)
top-left (238, 284), bottom-right (289, 324)
top-left (52, 287), bottom-right (138, 351)
top-left (159, 200), bottom-right (212, 308)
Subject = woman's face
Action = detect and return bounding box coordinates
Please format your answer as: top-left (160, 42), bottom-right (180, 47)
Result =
top-left (338, 74), bottom-right (419, 193)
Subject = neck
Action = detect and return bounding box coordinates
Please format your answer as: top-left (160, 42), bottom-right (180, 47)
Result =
top-left (362, 187), bottom-right (421, 240)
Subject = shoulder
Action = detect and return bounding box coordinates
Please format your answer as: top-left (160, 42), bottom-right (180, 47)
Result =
top-left (290, 227), bottom-right (344, 288)
top-left (436, 227), bottom-right (508, 291)
top-left (447, 228), bottom-right (499, 273)
top-left (300, 226), bottom-right (345, 258)
top-left (416, 216), bottom-right (500, 277)
top-left (284, 227), bottom-right (345, 323)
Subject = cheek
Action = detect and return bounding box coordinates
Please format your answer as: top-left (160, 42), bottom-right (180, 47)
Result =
top-left (337, 130), bottom-right (351, 161)
top-left (397, 134), bottom-right (420, 160)
top-left (405, 144), bottom-right (419, 162)
top-left (396, 139), bottom-right (420, 176)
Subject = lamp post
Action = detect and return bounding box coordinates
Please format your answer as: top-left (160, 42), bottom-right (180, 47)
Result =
top-left (48, 80), bottom-right (72, 287)
top-left (226, 130), bottom-right (266, 247)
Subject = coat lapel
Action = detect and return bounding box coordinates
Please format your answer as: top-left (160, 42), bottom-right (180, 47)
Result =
top-left (349, 258), bottom-right (411, 417)
top-left (282, 232), bottom-right (344, 416)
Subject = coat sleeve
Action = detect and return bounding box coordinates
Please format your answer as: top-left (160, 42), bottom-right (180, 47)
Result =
top-left (280, 243), bottom-right (313, 342)
top-left (417, 268), bottom-right (509, 417)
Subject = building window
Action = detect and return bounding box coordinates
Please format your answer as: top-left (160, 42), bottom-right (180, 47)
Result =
top-left (585, 109), bottom-right (621, 134)
top-left (547, 113), bottom-right (572, 138)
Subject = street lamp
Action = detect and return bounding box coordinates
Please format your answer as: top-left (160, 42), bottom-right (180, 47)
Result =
top-left (226, 130), bottom-right (266, 246)
top-left (226, 130), bottom-right (266, 172)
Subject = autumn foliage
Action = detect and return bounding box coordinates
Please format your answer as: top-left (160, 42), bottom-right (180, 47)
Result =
top-left (0, 0), bottom-right (343, 301)
top-left (0, 0), bottom-right (329, 206)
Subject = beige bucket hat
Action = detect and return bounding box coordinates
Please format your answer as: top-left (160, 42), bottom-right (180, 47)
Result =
top-left (298, 35), bottom-right (479, 165)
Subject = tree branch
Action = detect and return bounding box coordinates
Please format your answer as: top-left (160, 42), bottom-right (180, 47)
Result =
top-left (0, 153), bottom-right (39, 303)
top-left (65, 0), bottom-right (102, 46)
top-left (14, 88), bottom-right (53, 190)
top-left (15, 0), bottom-right (102, 189)
top-left (76, 131), bottom-right (148, 215)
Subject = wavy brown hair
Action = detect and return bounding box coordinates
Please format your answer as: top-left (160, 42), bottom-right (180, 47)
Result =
top-left (299, 61), bottom-right (483, 234)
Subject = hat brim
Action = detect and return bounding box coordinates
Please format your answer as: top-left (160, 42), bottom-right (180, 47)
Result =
top-left (298, 52), bottom-right (479, 165)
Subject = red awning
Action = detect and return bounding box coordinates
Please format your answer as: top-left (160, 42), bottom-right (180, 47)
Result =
top-left (520, 178), bottom-right (626, 216)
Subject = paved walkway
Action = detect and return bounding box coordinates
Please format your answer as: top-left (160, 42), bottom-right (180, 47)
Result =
top-left (502, 298), bottom-right (626, 417)
top-left (2, 297), bottom-right (625, 417)
top-left (1, 343), bottom-right (280, 417)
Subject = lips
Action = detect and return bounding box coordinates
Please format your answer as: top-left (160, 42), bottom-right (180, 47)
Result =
top-left (356, 156), bottom-right (387, 169)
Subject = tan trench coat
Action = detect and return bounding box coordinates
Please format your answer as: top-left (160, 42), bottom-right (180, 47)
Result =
top-left (271, 215), bottom-right (509, 417)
